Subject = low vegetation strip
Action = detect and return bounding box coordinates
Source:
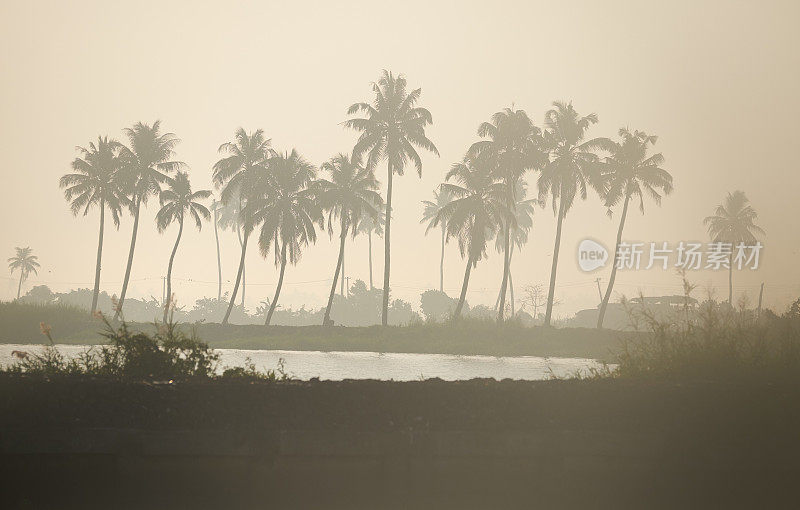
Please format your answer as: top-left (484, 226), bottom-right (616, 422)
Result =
top-left (0, 301), bottom-right (630, 360)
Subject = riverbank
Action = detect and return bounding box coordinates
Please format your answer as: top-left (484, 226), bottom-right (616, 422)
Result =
top-left (0, 302), bottom-right (630, 360)
top-left (1, 375), bottom-right (798, 508)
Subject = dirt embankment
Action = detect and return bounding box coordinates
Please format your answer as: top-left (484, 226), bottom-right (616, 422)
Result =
top-left (1, 375), bottom-right (799, 508)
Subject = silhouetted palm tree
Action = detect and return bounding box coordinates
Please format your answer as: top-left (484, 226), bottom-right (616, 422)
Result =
top-left (538, 102), bottom-right (605, 326)
top-left (468, 107), bottom-right (545, 322)
top-left (213, 128), bottom-right (273, 324)
top-left (433, 156), bottom-right (505, 318)
top-left (316, 154), bottom-right (383, 325)
top-left (60, 136), bottom-right (128, 313)
top-left (115, 121), bottom-right (184, 319)
top-left (493, 181), bottom-right (539, 316)
top-left (596, 129), bottom-right (673, 328)
top-left (345, 70), bottom-right (439, 325)
top-left (353, 207), bottom-right (384, 290)
top-left (245, 149), bottom-right (322, 325)
top-left (156, 172), bottom-right (211, 322)
top-left (704, 191), bottom-right (763, 304)
top-left (8, 247), bottom-right (40, 299)
top-left (421, 188), bottom-right (452, 292)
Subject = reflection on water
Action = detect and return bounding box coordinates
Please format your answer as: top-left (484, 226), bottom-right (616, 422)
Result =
top-left (0, 344), bottom-right (606, 381)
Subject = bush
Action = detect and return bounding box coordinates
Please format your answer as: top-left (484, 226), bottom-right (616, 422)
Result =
top-left (6, 312), bottom-right (219, 381)
top-left (613, 286), bottom-right (800, 381)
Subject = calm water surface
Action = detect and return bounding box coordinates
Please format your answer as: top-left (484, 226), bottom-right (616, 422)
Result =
top-left (0, 344), bottom-right (605, 381)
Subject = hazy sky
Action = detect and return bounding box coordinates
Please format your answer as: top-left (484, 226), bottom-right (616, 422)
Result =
top-left (1, 0), bottom-right (799, 317)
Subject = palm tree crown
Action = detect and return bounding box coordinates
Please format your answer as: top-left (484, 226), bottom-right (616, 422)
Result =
top-left (120, 120), bottom-right (185, 206)
top-left (60, 136), bottom-right (128, 227)
top-left (538, 102), bottom-right (605, 215)
top-left (247, 150), bottom-right (322, 266)
top-left (317, 154), bottom-right (383, 236)
top-left (704, 190), bottom-right (763, 244)
top-left (345, 70), bottom-right (439, 175)
top-left (156, 172), bottom-right (212, 233)
top-left (212, 128), bottom-right (273, 205)
top-left (601, 128), bottom-right (673, 214)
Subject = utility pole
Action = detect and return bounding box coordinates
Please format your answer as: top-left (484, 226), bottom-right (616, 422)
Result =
top-left (595, 278), bottom-right (603, 304)
top-left (345, 276), bottom-right (351, 299)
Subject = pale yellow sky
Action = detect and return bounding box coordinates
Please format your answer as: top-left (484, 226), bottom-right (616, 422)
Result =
top-left (1, 0), bottom-right (799, 316)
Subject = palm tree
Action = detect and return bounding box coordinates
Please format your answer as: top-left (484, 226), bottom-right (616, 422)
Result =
top-left (345, 70), bottom-right (439, 326)
top-left (596, 129), bottom-right (673, 328)
top-left (493, 181), bottom-right (539, 317)
top-left (212, 128), bottom-right (273, 324)
top-left (468, 107), bottom-right (545, 322)
top-left (114, 121), bottom-right (184, 319)
top-left (316, 154), bottom-right (383, 325)
top-left (245, 149), bottom-right (322, 325)
top-left (210, 198), bottom-right (223, 301)
top-left (421, 188), bottom-right (452, 292)
top-left (704, 191), bottom-right (764, 304)
top-left (538, 101), bottom-right (606, 326)
top-left (8, 247), bottom-right (40, 299)
top-left (156, 172), bottom-right (211, 322)
top-left (432, 156), bottom-right (505, 318)
top-left (353, 207), bottom-right (385, 290)
top-left (60, 136), bottom-right (128, 313)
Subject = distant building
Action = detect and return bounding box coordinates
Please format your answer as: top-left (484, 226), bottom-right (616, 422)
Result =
top-left (568, 295), bottom-right (699, 330)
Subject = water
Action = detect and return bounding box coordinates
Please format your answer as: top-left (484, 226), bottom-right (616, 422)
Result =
top-left (0, 344), bottom-right (605, 381)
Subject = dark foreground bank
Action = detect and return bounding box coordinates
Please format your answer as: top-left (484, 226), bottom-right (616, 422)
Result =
top-left (1, 375), bottom-right (799, 509)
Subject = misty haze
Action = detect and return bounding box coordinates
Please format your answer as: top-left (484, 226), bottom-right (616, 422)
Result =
top-left (1, 1), bottom-right (799, 508)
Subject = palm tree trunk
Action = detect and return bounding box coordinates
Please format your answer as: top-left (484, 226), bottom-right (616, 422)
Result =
top-left (114, 196), bottom-right (141, 320)
top-left (597, 194), bottom-right (630, 329)
top-left (163, 218), bottom-right (184, 323)
top-left (341, 250), bottom-right (345, 296)
top-left (509, 269), bottom-right (515, 317)
top-left (368, 231), bottom-right (373, 290)
top-left (495, 243), bottom-right (516, 312)
top-left (454, 255), bottom-right (474, 319)
top-left (266, 241), bottom-right (288, 326)
top-left (16, 272), bottom-right (23, 299)
top-left (213, 207), bottom-right (222, 301)
top-left (544, 195), bottom-right (566, 327)
top-left (236, 222), bottom-right (245, 308)
top-left (324, 220), bottom-right (347, 325)
top-left (497, 221), bottom-right (511, 323)
top-left (440, 226), bottom-right (445, 292)
top-left (222, 233), bottom-right (249, 325)
top-left (91, 198), bottom-right (105, 313)
top-left (381, 162), bottom-right (393, 326)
